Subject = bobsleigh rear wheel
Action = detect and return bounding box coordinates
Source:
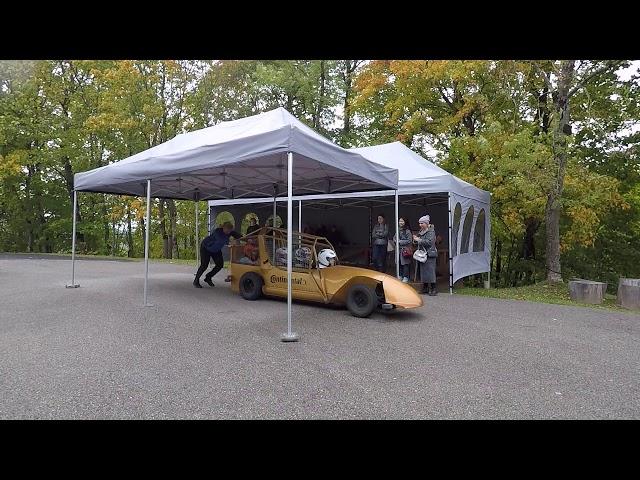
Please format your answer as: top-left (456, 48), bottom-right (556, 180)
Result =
top-left (239, 272), bottom-right (264, 301)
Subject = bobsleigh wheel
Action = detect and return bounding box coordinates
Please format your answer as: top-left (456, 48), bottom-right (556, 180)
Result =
top-left (239, 272), bottom-right (264, 301)
top-left (346, 284), bottom-right (377, 318)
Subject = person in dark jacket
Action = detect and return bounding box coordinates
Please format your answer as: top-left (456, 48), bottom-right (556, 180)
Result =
top-left (371, 214), bottom-right (388, 272)
top-left (194, 221), bottom-right (241, 288)
top-left (413, 214), bottom-right (437, 295)
top-left (393, 217), bottom-right (413, 283)
top-left (246, 217), bottom-right (261, 235)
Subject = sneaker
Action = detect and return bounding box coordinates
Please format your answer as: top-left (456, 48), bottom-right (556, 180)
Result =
top-left (193, 280), bottom-right (203, 288)
top-left (204, 277), bottom-right (215, 287)
top-left (402, 277), bottom-right (409, 283)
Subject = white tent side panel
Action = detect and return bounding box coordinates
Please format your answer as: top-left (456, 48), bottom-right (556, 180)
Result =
top-left (449, 192), bottom-right (491, 284)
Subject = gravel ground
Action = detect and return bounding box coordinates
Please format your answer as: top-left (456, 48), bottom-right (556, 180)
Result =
top-left (1, 255), bottom-right (638, 419)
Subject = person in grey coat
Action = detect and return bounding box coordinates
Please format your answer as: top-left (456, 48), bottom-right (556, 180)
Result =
top-left (371, 214), bottom-right (388, 272)
top-left (413, 214), bottom-right (437, 295)
top-left (393, 217), bottom-right (413, 283)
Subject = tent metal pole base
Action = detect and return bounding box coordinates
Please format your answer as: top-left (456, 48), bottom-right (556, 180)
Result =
top-left (65, 284), bottom-right (80, 288)
top-left (280, 332), bottom-right (300, 342)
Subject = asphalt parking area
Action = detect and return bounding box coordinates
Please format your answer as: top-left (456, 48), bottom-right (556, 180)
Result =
top-left (1, 256), bottom-right (638, 419)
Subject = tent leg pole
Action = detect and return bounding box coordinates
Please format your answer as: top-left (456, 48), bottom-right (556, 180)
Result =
top-left (368, 205), bottom-right (372, 267)
top-left (272, 196), bottom-right (277, 258)
top-left (448, 192), bottom-right (453, 295)
top-left (298, 199), bottom-right (302, 247)
top-left (144, 179), bottom-right (153, 307)
top-left (281, 152), bottom-right (299, 342)
top-left (66, 190), bottom-right (80, 288)
top-left (195, 198), bottom-right (199, 266)
top-left (395, 190), bottom-right (400, 279)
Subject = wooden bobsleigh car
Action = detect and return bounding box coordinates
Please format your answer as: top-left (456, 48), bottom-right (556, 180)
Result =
top-left (228, 227), bottom-right (423, 317)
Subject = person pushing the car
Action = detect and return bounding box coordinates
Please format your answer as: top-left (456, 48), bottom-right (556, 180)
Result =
top-left (194, 221), bottom-right (241, 288)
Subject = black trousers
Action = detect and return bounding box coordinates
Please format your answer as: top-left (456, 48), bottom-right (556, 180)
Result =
top-left (372, 244), bottom-right (387, 272)
top-left (195, 243), bottom-right (224, 281)
top-left (399, 262), bottom-right (410, 278)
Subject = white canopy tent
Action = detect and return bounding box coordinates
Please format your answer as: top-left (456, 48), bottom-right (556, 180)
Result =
top-left (69, 107), bottom-right (399, 341)
top-left (209, 141), bottom-right (491, 290)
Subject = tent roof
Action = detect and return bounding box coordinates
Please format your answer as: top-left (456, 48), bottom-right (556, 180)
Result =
top-left (74, 108), bottom-right (398, 200)
top-left (349, 142), bottom-right (490, 204)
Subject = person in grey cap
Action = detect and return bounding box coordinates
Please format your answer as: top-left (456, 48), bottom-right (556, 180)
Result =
top-left (413, 214), bottom-right (438, 295)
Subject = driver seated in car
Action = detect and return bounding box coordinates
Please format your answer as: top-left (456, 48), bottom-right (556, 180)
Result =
top-left (318, 249), bottom-right (337, 269)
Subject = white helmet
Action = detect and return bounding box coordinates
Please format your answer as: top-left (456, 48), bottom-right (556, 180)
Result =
top-left (318, 249), bottom-right (337, 268)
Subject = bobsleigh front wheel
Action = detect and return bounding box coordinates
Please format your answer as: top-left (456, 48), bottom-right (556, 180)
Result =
top-left (346, 284), bottom-right (377, 318)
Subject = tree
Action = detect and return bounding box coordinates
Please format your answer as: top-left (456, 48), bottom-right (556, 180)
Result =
top-left (352, 60), bottom-right (636, 287)
top-left (532, 60), bottom-right (626, 282)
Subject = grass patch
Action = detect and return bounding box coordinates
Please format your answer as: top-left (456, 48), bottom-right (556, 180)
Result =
top-left (456, 281), bottom-right (630, 312)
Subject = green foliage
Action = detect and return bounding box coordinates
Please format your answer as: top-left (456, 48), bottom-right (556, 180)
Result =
top-left (0, 59), bottom-right (638, 292)
top-left (353, 60), bottom-right (640, 288)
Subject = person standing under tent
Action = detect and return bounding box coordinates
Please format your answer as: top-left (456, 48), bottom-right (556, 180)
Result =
top-left (247, 216), bottom-right (261, 235)
top-left (371, 214), bottom-right (388, 273)
top-left (414, 215), bottom-right (438, 295)
top-left (194, 221), bottom-right (241, 288)
top-left (393, 217), bottom-right (413, 283)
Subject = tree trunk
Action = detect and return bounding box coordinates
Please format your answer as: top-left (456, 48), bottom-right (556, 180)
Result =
top-left (167, 199), bottom-right (178, 259)
top-left (25, 168), bottom-right (33, 253)
top-left (341, 61), bottom-right (357, 147)
top-left (61, 110), bottom-right (84, 243)
top-left (545, 194), bottom-right (563, 282)
top-left (112, 218), bottom-right (117, 256)
top-left (545, 60), bottom-right (575, 283)
top-left (126, 203), bottom-right (134, 257)
top-left (521, 218), bottom-right (540, 260)
top-left (504, 237), bottom-right (516, 287)
top-left (158, 199), bottom-right (170, 258)
top-left (139, 216), bottom-right (146, 252)
top-left (102, 201), bottom-right (109, 254)
top-left (313, 60), bottom-right (326, 130)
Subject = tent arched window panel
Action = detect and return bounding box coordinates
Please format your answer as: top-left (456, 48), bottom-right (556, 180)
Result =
top-left (451, 202), bottom-right (462, 257)
top-left (266, 214), bottom-right (283, 228)
top-left (215, 211), bottom-right (236, 229)
top-left (460, 206), bottom-right (474, 254)
top-left (473, 209), bottom-right (486, 252)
